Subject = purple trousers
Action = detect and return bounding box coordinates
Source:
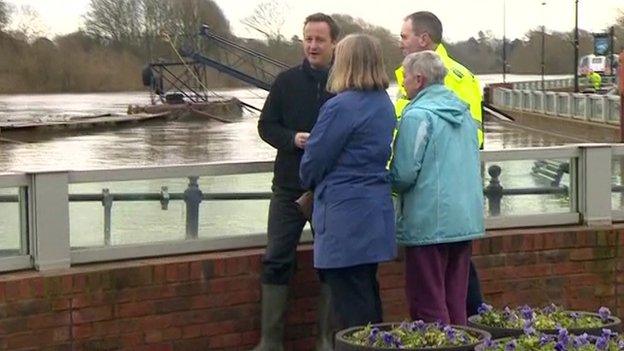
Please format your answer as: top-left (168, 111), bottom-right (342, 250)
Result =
top-left (405, 241), bottom-right (472, 325)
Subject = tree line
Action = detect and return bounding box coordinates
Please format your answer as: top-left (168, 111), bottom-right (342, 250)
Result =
top-left (0, 0), bottom-right (622, 94)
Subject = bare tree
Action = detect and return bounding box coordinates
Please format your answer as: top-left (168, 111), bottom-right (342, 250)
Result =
top-left (9, 5), bottom-right (48, 42)
top-left (0, 0), bottom-right (9, 31)
top-left (241, 0), bottom-right (288, 41)
top-left (84, 0), bottom-right (142, 44)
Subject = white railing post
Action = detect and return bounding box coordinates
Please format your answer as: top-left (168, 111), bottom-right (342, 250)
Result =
top-left (577, 145), bottom-right (612, 227)
top-left (30, 172), bottom-right (70, 270)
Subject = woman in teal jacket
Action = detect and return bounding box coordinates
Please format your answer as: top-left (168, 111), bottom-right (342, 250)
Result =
top-left (390, 51), bottom-right (484, 325)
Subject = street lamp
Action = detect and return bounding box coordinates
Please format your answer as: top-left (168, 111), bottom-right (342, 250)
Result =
top-left (502, 0), bottom-right (507, 83)
top-left (573, 0), bottom-right (579, 93)
top-left (541, 2), bottom-right (546, 91)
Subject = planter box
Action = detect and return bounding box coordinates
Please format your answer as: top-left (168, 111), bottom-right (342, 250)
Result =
top-left (335, 322), bottom-right (491, 351)
top-left (468, 312), bottom-right (622, 339)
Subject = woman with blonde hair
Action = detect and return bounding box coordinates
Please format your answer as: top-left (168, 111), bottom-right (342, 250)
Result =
top-left (300, 34), bottom-right (397, 329)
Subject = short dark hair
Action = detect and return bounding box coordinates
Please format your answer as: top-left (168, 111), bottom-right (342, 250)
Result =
top-left (404, 11), bottom-right (443, 44)
top-left (304, 13), bottom-right (340, 41)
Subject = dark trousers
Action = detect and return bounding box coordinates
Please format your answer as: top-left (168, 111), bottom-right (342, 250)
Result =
top-left (261, 186), bottom-right (307, 285)
top-left (405, 241), bottom-right (472, 325)
top-left (467, 261), bottom-right (483, 317)
top-left (319, 263), bottom-right (382, 330)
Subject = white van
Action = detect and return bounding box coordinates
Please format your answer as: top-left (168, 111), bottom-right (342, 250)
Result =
top-left (578, 54), bottom-right (607, 75)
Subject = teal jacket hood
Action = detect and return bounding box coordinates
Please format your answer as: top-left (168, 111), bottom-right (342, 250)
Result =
top-left (406, 84), bottom-right (468, 126)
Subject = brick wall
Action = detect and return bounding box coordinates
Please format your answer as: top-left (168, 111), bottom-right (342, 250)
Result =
top-left (0, 226), bottom-right (621, 350)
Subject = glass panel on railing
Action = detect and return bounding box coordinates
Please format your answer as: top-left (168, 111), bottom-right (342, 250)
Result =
top-left (69, 173), bottom-right (274, 248)
top-left (0, 187), bottom-right (27, 257)
top-left (611, 157), bottom-right (624, 211)
top-left (573, 96), bottom-right (586, 117)
top-left (557, 95), bottom-right (569, 115)
top-left (545, 94), bottom-right (555, 113)
top-left (523, 93), bottom-right (531, 109)
top-left (483, 159), bottom-right (573, 217)
top-left (532, 94), bottom-right (543, 111)
top-left (513, 92), bottom-right (521, 109)
top-left (589, 98), bottom-right (603, 120)
top-left (607, 98), bottom-right (620, 124)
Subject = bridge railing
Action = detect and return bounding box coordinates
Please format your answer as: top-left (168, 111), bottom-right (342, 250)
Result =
top-left (0, 144), bottom-right (623, 272)
top-left (493, 87), bottom-right (621, 124)
top-left (511, 76), bottom-right (617, 90)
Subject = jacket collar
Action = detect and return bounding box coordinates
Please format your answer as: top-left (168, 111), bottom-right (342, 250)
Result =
top-left (302, 58), bottom-right (330, 82)
top-left (434, 43), bottom-right (450, 60)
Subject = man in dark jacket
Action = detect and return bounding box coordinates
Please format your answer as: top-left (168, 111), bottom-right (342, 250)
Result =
top-left (254, 13), bottom-right (339, 351)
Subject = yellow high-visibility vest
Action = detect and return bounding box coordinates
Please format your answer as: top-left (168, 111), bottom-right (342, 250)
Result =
top-left (587, 72), bottom-right (602, 90)
top-left (395, 44), bottom-right (484, 147)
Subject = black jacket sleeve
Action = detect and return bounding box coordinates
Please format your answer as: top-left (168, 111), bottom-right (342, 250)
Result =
top-left (257, 74), bottom-right (296, 151)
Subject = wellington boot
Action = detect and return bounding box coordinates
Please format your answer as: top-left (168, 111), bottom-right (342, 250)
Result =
top-left (251, 284), bottom-right (289, 351)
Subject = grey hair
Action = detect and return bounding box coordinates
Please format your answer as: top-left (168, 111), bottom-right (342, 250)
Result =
top-left (402, 50), bottom-right (447, 87)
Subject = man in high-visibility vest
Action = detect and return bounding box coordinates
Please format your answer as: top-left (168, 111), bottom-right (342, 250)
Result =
top-left (395, 11), bottom-right (484, 318)
top-left (396, 11), bottom-right (484, 147)
top-left (586, 70), bottom-right (602, 91)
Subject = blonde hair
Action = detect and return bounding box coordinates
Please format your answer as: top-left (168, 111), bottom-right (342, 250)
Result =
top-left (327, 34), bottom-right (389, 93)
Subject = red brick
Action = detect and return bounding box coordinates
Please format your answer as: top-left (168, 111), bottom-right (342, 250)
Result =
top-left (26, 312), bottom-right (70, 329)
top-left (189, 262), bottom-right (203, 280)
top-left (182, 325), bottom-right (202, 339)
top-left (208, 332), bottom-right (243, 348)
top-left (570, 248), bottom-right (596, 261)
top-left (72, 324), bottom-right (94, 340)
top-left (121, 332), bottom-right (146, 347)
top-left (115, 301), bottom-right (154, 318)
top-left (201, 320), bottom-right (237, 337)
top-left (72, 306), bottom-right (113, 324)
top-left (145, 329), bottom-right (163, 343)
top-left (135, 344), bottom-right (173, 351)
top-left (553, 262), bottom-right (585, 275)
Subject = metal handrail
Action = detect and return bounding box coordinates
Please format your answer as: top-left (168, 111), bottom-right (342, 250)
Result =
top-left (1, 144), bottom-right (623, 270)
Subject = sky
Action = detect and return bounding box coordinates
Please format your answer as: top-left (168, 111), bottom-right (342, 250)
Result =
top-left (3, 0), bottom-right (623, 42)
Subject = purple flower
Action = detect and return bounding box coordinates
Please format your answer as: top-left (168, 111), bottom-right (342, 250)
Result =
top-left (523, 319), bottom-right (535, 335)
top-left (381, 331), bottom-right (395, 346)
top-left (504, 340), bottom-right (516, 351)
top-left (478, 303), bottom-right (493, 315)
top-left (444, 325), bottom-right (457, 342)
top-left (573, 333), bottom-right (590, 348)
top-left (601, 328), bottom-right (614, 339)
top-left (367, 327), bottom-right (379, 344)
top-left (598, 307), bottom-right (611, 322)
top-left (411, 320), bottom-right (426, 331)
top-left (617, 339), bottom-right (624, 349)
top-left (484, 338), bottom-right (497, 349)
top-left (555, 341), bottom-right (566, 351)
top-left (570, 312), bottom-right (580, 320)
top-left (503, 307), bottom-right (517, 322)
top-left (539, 335), bottom-right (552, 346)
top-left (557, 327), bottom-right (570, 345)
top-left (520, 305), bottom-right (534, 320)
top-left (543, 303), bottom-right (558, 314)
top-left (523, 326), bottom-right (536, 335)
top-left (595, 336), bottom-right (609, 350)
